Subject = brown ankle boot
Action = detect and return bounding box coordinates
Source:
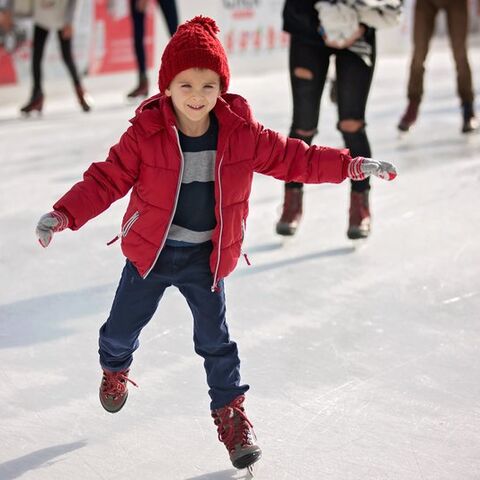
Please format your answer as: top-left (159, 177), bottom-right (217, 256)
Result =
top-left (347, 190), bottom-right (371, 240)
top-left (398, 100), bottom-right (419, 132)
top-left (276, 187), bottom-right (303, 236)
top-left (127, 76), bottom-right (149, 99)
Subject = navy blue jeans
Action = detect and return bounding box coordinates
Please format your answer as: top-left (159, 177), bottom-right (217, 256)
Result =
top-left (99, 243), bottom-right (248, 410)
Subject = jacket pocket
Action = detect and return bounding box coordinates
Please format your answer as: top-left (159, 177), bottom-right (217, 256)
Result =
top-left (122, 211), bottom-right (140, 238)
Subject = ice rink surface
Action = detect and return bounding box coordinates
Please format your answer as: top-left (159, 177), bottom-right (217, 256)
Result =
top-left (1, 41), bottom-right (480, 480)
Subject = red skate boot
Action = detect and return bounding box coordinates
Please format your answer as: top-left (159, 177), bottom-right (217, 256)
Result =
top-left (20, 93), bottom-right (44, 116)
top-left (347, 190), bottom-right (371, 240)
top-left (212, 395), bottom-right (262, 470)
top-left (398, 100), bottom-right (419, 132)
top-left (99, 368), bottom-right (137, 413)
top-left (275, 187), bottom-right (303, 236)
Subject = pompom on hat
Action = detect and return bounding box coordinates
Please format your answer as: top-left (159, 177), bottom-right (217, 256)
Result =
top-left (158, 16), bottom-right (230, 94)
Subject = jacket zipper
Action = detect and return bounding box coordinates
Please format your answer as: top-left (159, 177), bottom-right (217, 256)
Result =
top-left (211, 153), bottom-right (225, 292)
top-left (142, 126), bottom-right (185, 279)
top-left (122, 211), bottom-right (140, 237)
top-left (107, 211), bottom-right (140, 245)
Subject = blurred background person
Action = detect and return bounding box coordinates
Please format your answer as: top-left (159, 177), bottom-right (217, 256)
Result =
top-left (0, 1), bottom-right (13, 33)
top-left (126, 0), bottom-right (179, 99)
top-left (398, 0), bottom-right (479, 134)
top-left (0, 0), bottom-right (28, 53)
top-left (276, 0), bottom-right (403, 240)
top-left (19, 0), bottom-right (91, 115)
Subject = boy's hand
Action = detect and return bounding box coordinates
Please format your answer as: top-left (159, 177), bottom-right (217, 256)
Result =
top-left (347, 157), bottom-right (397, 181)
top-left (36, 211), bottom-right (70, 248)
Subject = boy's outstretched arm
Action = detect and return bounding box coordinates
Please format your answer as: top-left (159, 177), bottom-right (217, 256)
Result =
top-left (36, 126), bottom-right (141, 248)
top-left (251, 124), bottom-right (396, 183)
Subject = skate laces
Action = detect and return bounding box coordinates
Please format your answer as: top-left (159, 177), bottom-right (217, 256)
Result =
top-left (101, 370), bottom-right (138, 399)
top-left (213, 395), bottom-right (254, 453)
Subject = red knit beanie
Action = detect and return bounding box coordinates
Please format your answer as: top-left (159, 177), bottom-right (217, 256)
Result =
top-left (158, 16), bottom-right (230, 94)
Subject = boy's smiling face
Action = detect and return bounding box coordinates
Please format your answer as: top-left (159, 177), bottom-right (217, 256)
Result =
top-left (165, 68), bottom-right (221, 136)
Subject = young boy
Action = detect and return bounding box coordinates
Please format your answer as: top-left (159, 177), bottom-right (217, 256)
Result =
top-left (35, 16), bottom-right (397, 471)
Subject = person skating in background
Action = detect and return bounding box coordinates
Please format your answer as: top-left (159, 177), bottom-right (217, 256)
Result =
top-left (35, 16), bottom-right (396, 471)
top-left (20, 0), bottom-right (92, 115)
top-left (126, 0), bottom-right (179, 99)
top-left (398, 0), bottom-right (478, 134)
top-left (277, 0), bottom-right (402, 240)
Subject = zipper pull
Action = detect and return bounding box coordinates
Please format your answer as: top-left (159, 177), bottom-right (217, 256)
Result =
top-left (106, 235), bottom-right (120, 246)
top-left (242, 251), bottom-right (251, 266)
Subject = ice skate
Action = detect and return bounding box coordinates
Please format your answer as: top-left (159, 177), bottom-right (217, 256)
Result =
top-left (275, 187), bottom-right (303, 236)
top-left (20, 93), bottom-right (44, 117)
top-left (75, 85), bottom-right (93, 112)
top-left (212, 395), bottom-right (262, 471)
top-left (347, 190), bottom-right (371, 240)
top-left (99, 368), bottom-right (137, 413)
top-left (461, 102), bottom-right (478, 134)
top-left (397, 100), bottom-right (419, 135)
top-left (127, 75), bottom-right (149, 100)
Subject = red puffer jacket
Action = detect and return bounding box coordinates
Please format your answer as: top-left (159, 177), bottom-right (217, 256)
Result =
top-left (53, 93), bottom-right (351, 289)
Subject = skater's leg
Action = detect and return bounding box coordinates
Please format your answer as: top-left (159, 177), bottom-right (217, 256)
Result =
top-left (99, 259), bottom-right (170, 371)
top-left (56, 29), bottom-right (81, 87)
top-left (445, 0), bottom-right (474, 105)
top-left (156, 0), bottom-right (179, 37)
top-left (407, 0), bottom-right (438, 105)
top-left (336, 34), bottom-right (375, 238)
top-left (56, 28), bottom-right (92, 111)
top-left (32, 24), bottom-right (49, 97)
top-left (174, 243), bottom-right (248, 410)
top-left (130, 0), bottom-right (147, 79)
top-left (20, 24), bottom-right (48, 113)
top-left (277, 36), bottom-right (330, 235)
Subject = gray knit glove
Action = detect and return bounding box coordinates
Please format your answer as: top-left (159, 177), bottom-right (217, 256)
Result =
top-left (36, 210), bottom-right (70, 248)
top-left (347, 156), bottom-right (397, 181)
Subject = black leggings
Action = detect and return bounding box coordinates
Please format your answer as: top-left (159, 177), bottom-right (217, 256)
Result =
top-left (130, 0), bottom-right (179, 76)
top-left (32, 24), bottom-right (81, 96)
top-left (287, 34), bottom-right (376, 192)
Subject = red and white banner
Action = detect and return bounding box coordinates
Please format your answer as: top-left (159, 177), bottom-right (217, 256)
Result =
top-left (89, 0), bottom-right (154, 75)
top-left (0, 0), bottom-right (154, 86)
top-left (219, 0), bottom-right (288, 55)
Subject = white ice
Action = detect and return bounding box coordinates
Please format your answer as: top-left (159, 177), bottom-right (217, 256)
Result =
top-left (1, 40), bottom-right (480, 480)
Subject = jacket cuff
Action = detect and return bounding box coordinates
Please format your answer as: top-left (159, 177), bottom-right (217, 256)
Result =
top-left (53, 207), bottom-right (74, 230)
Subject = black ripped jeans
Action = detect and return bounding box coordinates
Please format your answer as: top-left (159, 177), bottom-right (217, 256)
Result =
top-left (287, 33), bottom-right (376, 193)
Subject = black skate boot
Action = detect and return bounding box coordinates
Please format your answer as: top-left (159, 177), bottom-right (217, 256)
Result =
top-left (127, 74), bottom-right (149, 99)
top-left (462, 102), bottom-right (478, 134)
top-left (20, 92), bottom-right (44, 116)
top-left (99, 368), bottom-right (137, 413)
top-left (212, 395), bottom-right (262, 470)
top-left (398, 100), bottom-right (419, 132)
top-left (347, 190), bottom-right (371, 240)
top-left (275, 187), bottom-right (303, 236)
